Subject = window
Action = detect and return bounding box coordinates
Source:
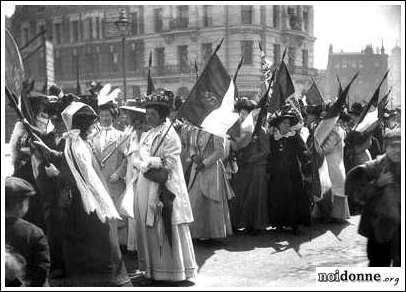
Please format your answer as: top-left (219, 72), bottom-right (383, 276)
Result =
top-left (288, 7), bottom-right (299, 30)
top-left (177, 6), bottom-right (189, 28)
top-left (201, 43), bottom-right (212, 64)
top-left (203, 6), bottom-right (211, 27)
top-left (241, 5), bottom-right (253, 25)
top-left (154, 8), bottom-right (163, 32)
top-left (273, 6), bottom-right (279, 28)
top-left (131, 41), bottom-right (145, 72)
top-left (273, 44), bottom-right (281, 64)
top-left (131, 12), bottom-right (138, 35)
top-left (178, 45), bottom-right (189, 72)
top-left (96, 17), bottom-right (101, 39)
top-left (72, 20), bottom-right (79, 42)
top-left (55, 51), bottom-right (62, 77)
top-left (303, 8), bottom-right (309, 31)
top-left (155, 47), bottom-right (165, 68)
top-left (88, 18), bottom-right (93, 40)
top-left (54, 23), bottom-right (62, 44)
top-left (302, 49), bottom-right (308, 68)
top-left (288, 47), bottom-right (296, 71)
top-left (241, 41), bottom-right (253, 65)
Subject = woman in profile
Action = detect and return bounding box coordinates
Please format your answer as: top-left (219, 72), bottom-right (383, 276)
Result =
top-left (33, 101), bottom-right (131, 286)
top-left (132, 91), bottom-right (197, 282)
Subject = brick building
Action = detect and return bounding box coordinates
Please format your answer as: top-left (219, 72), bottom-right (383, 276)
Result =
top-left (326, 44), bottom-right (388, 105)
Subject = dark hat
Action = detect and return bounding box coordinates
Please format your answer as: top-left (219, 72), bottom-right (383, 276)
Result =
top-left (145, 89), bottom-right (173, 109)
top-left (269, 106), bottom-right (299, 127)
top-left (5, 176), bottom-right (36, 199)
top-left (305, 104), bottom-right (323, 116)
top-left (48, 85), bottom-right (64, 98)
top-left (235, 97), bottom-right (258, 112)
top-left (348, 102), bottom-right (364, 116)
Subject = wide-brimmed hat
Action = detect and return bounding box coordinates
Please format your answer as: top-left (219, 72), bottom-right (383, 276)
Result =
top-left (269, 107), bottom-right (299, 127)
top-left (120, 99), bottom-right (146, 114)
top-left (145, 89), bottom-right (173, 109)
top-left (305, 104), bottom-right (323, 116)
top-left (235, 97), bottom-right (258, 112)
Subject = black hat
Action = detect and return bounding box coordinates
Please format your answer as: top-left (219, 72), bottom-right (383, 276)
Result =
top-left (48, 85), bottom-right (64, 98)
top-left (269, 107), bottom-right (299, 127)
top-left (305, 104), bottom-right (323, 116)
top-left (5, 176), bottom-right (36, 199)
top-left (348, 102), bottom-right (364, 116)
top-left (145, 89), bottom-right (173, 109)
top-left (235, 97), bottom-right (258, 112)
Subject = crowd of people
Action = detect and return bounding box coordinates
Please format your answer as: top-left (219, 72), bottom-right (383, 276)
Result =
top-left (5, 79), bottom-right (402, 287)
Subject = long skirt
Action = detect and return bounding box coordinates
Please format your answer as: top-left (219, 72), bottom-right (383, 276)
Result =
top-left (230, 164), bottom-right (269, 230)
top-left (189, 188), bottom-right (232, 239)
top-left (135, 178), bottom-right (197, 281)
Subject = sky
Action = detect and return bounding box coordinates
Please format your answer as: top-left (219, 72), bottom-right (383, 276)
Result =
top-left (313, 3), bottom-right (402, 69)
top-left (3, 2), bottom-right (403, 70)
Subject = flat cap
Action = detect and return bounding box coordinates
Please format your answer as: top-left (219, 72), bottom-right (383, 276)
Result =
top-left (5, 176), bottom-right (36, 199)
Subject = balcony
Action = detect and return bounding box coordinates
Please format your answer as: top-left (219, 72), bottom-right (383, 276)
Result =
top-left (202, 16), bottom-right (212, 27)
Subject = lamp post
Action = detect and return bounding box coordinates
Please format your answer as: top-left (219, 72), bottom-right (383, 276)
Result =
top-left (115, 9), bottom-right (130, 102)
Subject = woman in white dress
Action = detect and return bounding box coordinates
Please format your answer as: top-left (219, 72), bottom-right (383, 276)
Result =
top-left (132, 92), bottom-right (197, 281)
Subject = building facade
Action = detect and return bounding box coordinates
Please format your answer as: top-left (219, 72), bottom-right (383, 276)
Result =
top-left (326, 44), bottom-right (388, 105)
top-left (388, 45), bottom-right (401, 109)
top-left (10, 5), bottom-right (317, 100)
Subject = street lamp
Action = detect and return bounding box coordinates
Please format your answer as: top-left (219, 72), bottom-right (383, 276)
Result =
top-left (115, 8), bottom-right (130, 102)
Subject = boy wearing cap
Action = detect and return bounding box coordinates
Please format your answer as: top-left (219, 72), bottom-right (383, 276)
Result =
top-left (5, 176), bottom-right (50, 286)
top-left (346, 127), bottom-right (401, 266)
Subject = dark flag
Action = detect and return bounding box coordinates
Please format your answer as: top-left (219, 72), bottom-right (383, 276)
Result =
top-left (378, 88), bottom-right (392, 118)
top-left (305, 79), bottom-right (324, 106)
top-left (315, 72), bottom-right (358, 145)
top-left (268, 53), bottom-right (295, 113)
top-left (147, 51), bottom-right (155, 95)
top-left (179, 41), bottom-right (230, 125)
top-left (354, 70), bottom-right (389, 132)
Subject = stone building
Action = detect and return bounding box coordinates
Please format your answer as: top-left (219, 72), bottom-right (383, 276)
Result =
top-left (326, 44), bottom-right (388, 105)
top-left (10, 5), bottom-right (317, 99)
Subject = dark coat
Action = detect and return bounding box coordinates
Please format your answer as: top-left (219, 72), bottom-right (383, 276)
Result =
top-left (48, 143), bottom-right (130, 287)
top-left (267, 133), bottom-right (312, 227)
top-left (6, 218), bottom-right (50, 286)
